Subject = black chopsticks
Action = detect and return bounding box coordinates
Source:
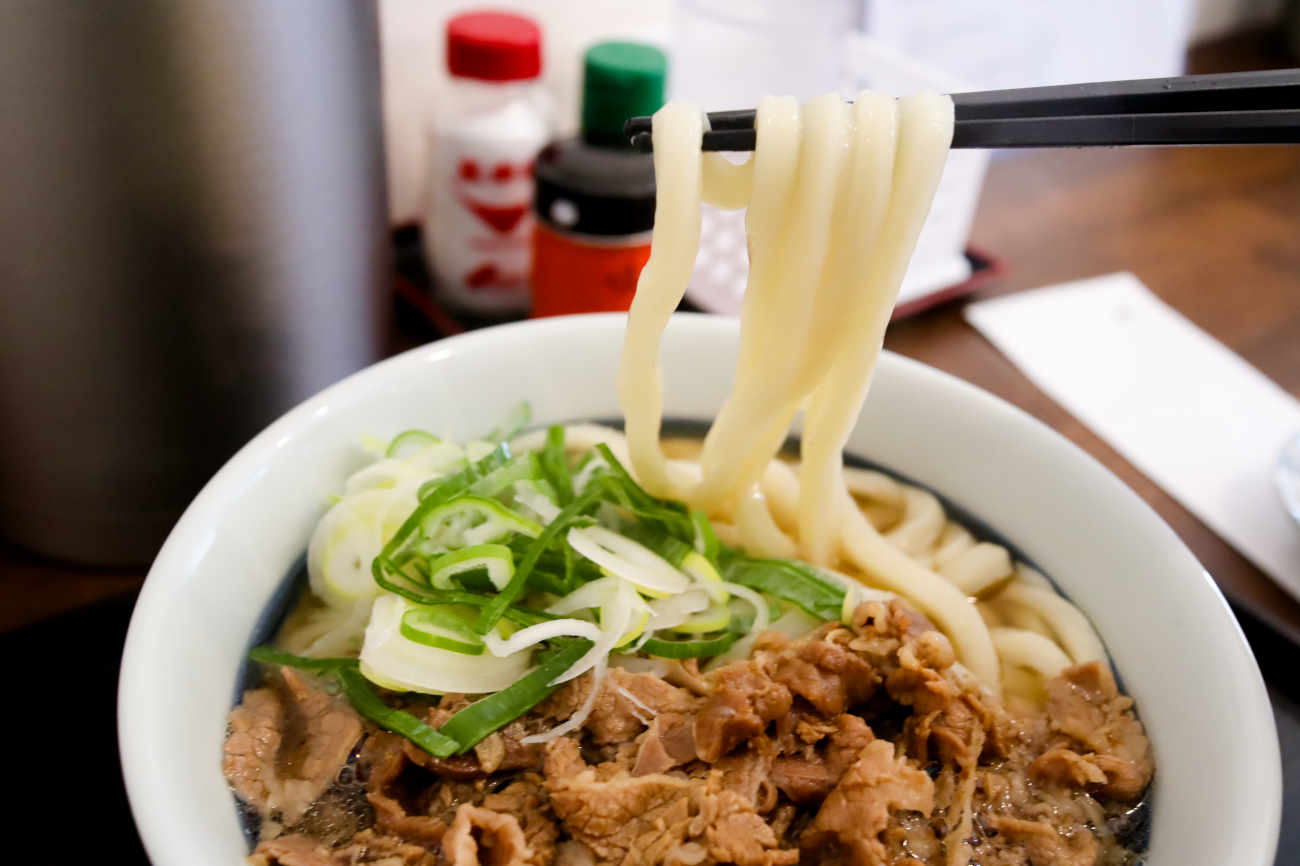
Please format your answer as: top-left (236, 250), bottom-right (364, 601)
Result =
top-left (624, 69), bottom-right (1300, 151)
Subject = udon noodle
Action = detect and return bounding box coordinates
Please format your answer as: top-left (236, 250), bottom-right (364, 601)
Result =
top-left (613, 93), bottom-right (1104, 697)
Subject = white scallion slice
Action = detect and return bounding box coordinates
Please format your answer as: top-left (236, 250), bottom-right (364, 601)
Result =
top-left (645, 589), bottom-right (712, 632)
top-left (718, 581), bottom-right (770, 635)
top-left (481, 618), bottom-right (602, 658)
top-left (671, 600), bottom-right (732, 634)
top-left (513, 479), bottom-right (562, 524)
top-left (681, 552), bottom-right (729, 603)
top-left (546, 575), bottom-right (622, 615)
top-left (464, 439), bottom-right (497, 462)
top-left (566, 526), bottom-right (691, 597)
top-left (546, 576), bottom-right (651, 647)
top-left (308, 487), bottom-right (416, 607)
top-left (360, 594), bottom-right (531, 695)
top-left (550, 580), bottom-right (640, 686)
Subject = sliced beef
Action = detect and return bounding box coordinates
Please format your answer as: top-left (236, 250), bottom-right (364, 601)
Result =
top-left (250, 830), bottom-right (436, 866)
top-left (769, 758), bottom-right (834, 804)
top-left (250, 834), bottom-right (335, 866)
top-left (443, 804), bottom-right (532, 866)
top-left (662, 658), bottom-right (711, 695)
top-left (483, 776), bottom-right (560, 866)
top-left (566, 668), bottom-right (699, 745)
top-left (359, 731), bottom-right (453, 849)
top-left (633, 712), bottom-right (697, 776)
top-left (543, 738), bottom-right (797, 866)
top-left (1043, 662), bottom-right (1153, 800)
top-left (801, 739), bottom-right (934, 866)
top-left (226, 688), bottom-right (285, 816)
top-left (755, 631), bottom-right (878, 716)
top-left (713, 741), bottom-right (777, 811)
top-left (982, 814), bottom-right (1099, 866)
top-left (693, 661), bottom-right (791, 762)
top-left (770, 714), bottom-right (875, 804)
top-left (1030, 746), bottom-right (1109, 788)
top-left (224, 667), bottom-right (364, 826)
top-left (339, 829), bottom-right (439, 865)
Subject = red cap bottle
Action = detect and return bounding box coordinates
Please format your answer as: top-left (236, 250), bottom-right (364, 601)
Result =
top-left (446, 12), bottom-right (542, 82)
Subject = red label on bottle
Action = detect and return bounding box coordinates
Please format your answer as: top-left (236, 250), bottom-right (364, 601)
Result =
top-left (530, 224), bottom-right (652, 317)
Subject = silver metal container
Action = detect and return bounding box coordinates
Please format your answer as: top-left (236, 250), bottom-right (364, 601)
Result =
top-left (0, 1), bottom-right (390, 565)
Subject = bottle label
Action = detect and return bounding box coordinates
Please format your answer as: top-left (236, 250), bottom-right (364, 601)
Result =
top-left (428, 130), bottom-right (539, 314)
top-left (530, 224), bottom-right (652, 317)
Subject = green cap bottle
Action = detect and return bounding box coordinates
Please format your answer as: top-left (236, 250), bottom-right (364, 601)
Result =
top-left (581, 41), bottom-right (667, 148)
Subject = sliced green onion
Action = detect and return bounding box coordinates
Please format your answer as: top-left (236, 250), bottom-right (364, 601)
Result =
top-left (681, 551), bottom-right (730, 604)
top-left (590, 444), bottom-right (694, 540)
top-left (400, 606), bottom-right (486, 655)
top-left (336, 667), bottom-right (461, 757)
top-left (621, 522), bottom-right (694, 567)
top-left (419, 496), bottom-right (542, 547)
top-left (691, 510), bottom-right (721, 562)
top-left (481, 617), bottom-right (602, 658)
top-left (467, 453), bottom-right (542, 500)
top-left (539, 425), bottom-right (575, 505)
top-left (386, 429), bottom-right (440, 459)
top-left (475, 486), bottom-right (602, 634)
top-left (645, 588), bottom-right (712, 630)
top-left (436, 639), bottom-right (592, 753)
top-left (416, 442), bottom-right (511, 502)
top-left (247, 646), bottom-right (359, 674)
top-left (723, 556), bottom-right (845, 621)
top-left (352, 580), bottom-right (555, 627)
top-left (485, 401), bottom-right (532, 444)
top-left (566, 525), bottom-right (691, 597)
top-left (513, 478), bottom-right (562, 524)
top-left (362, 595), bottom-right (532, 695)
top-left (671, 600), bottom-right (733, 634)
top-left (641, 631), bottom-right (741, 659)
top-left (426, 544), bottom-right (515, 591)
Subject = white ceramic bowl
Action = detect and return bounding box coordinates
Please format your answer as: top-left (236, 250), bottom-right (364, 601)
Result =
top-left (119, 313), bottom-right (1281, 865)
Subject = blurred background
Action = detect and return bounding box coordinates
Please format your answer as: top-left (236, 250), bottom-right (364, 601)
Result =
top-left (0, 0), bottom-right (1297, 862)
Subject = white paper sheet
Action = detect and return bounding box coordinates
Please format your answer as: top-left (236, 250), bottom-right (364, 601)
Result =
top-left (964, 272), bottom-right (1300, 602)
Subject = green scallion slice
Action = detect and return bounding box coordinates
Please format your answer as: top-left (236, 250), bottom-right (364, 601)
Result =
top-left (640, 630), bottom-right (741, 659)
top-left (539, 425), bottom-right (575, 505)
top-left (436, 639), bottom-right (592, 753)
top-left (399, 606), bottom-right (486, 655)
top-left (474, 486), bottom-right (602, 634)
top-left (336, 667), bottom-right (461, 757)
top-left (723, 556), bottom-right (845, 621)
top-left (247, 646), bottom-right (359, 674)
top-left (386, 429), bottom-right (440, 459)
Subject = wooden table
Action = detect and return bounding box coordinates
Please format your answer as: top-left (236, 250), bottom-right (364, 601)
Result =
top-left (887, 140), bottom-right (1300, 644)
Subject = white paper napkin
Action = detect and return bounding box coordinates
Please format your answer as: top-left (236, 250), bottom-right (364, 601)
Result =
top-left (964, 272), bottom-right (1300, 602)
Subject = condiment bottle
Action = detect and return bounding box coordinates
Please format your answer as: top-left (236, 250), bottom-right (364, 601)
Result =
top-left (425, 11), bottom-right (548, 317)
top-left (530, 42), bottom-right (666, 317)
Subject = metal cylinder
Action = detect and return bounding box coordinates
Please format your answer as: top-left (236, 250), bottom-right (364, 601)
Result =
top-left (0, 0), bottom-right (391, 565)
